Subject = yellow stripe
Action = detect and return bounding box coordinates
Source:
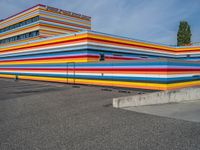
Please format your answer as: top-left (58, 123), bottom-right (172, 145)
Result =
top-left (87, 33), bottom-right (173, 51)
top-left (0, 37), bottom-right (40, 46)
top-left (0, 59), bottom-right (88, 65)
top-left (0, 74), bottom-right (16, 78)
top-left (0, 33), bottom-right (88, 52)
top-left (40, 13), bottom-right (91, 27)
top-left (40, 27), bottom-right (74, 35)
top-left (1, 74), bottom-right (200, 90)
top-left (40, 23), bottom-right (79, 32)
top-left (87, 33), bottom-right (200, 52)
top-left (167, 80), bottom-right (200, 89)
top-left (40, 29), bottom-right (69, 35)
top-left (0, 75), bottom-right (167, 90)
top-left (1, 31), bottom-right (200, 54)
top-left (74, 78), bottom-right (167, 90)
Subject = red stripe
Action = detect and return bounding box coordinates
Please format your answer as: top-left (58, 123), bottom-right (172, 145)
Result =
top-left (0, 55), bottom-right (98, 63)
top-left (40, 17), bottom-right (90, 30)
top-left (1, 68), bottom-right (200, 72)
top-left (73, 68), bottom-right (200, 71)
top-left (87, 37), bottom-right (200, 53)
top-left (87, 38), bottom-right (173, 53)
top-left (0, 38), bottom-right (87, 54)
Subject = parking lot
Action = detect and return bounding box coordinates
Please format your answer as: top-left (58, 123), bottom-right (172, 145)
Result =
top-left (0, 78), bottom-right (200, 150)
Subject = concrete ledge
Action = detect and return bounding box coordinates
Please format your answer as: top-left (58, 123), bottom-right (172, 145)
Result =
top-left (113, 87), bottom-right (200, 108)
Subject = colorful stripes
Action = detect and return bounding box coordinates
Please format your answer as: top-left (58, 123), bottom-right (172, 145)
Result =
top-left (0, 59), bottom-right (200, 90)
top-left (0, 29), bottom-right (200, 90)
top-left (0, 4), bottom-right (91, 45)
top-left (1, 31), bottom-right (200, 60)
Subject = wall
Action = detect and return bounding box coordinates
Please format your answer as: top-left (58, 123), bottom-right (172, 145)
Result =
top-left (0, 59), bottom-right (200, 90)
top-left (0, 4), bottom-right (91, 45)
top-left (0, 31), bottom-right (200, 90)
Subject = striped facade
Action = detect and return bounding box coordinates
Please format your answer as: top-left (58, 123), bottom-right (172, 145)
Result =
top-left (0, 30), bottom-right (200, 90)
top-left (0, 4), bottom-right (91, 45)
top-left (1, 4), bottom-right (200, 90)
top-left (0, 59), bottom-right (200, 90)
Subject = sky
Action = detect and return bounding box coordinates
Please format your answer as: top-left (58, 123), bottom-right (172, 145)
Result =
top-left (0, 0), bottom-right (200, 45)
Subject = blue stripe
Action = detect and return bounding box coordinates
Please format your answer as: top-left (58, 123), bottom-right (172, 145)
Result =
top-left (1, 72), bottom-right (200, 83)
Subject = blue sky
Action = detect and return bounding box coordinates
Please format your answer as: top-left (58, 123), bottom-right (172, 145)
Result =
top-left (0, 0), bottom-right (200, 45)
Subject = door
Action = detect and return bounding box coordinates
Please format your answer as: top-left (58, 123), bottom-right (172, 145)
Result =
top-left (66, 62), bottom-right (75, 84)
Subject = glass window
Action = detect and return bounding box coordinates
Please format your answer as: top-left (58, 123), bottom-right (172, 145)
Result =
top-left (29, 32), bottom-right (33, 37)
top-left (36, 30), bottom-right (39, 36)
top-left (32, 31), bottom-right (36, 37)
top-left (0, 30), bottom-right (39, 44)
top-left (0, 16), bottom-right (40, 34)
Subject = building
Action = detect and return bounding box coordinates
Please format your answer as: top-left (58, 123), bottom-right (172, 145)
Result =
top-left (0, 4), bottom-right (91, 45)
top-left (0, 4), bottom-right (200, 90)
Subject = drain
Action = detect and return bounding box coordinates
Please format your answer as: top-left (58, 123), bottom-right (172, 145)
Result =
top-left (137, 92), bottom-right (144, 94)
top-left (103, 103), bottom-right (112, 107)
top-left (101, 88), bottom-right (112, 91)
top-left (118, 90), bottom-right (130, 93)
top-left (72, 86), bottom-right (80, 88)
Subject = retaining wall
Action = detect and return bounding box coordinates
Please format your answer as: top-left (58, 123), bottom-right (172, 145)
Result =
top-left (113, 87), bottom-right (200, 107)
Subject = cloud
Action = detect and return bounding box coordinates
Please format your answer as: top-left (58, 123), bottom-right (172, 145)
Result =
top-left (0, 0), bottom-right (200, 45)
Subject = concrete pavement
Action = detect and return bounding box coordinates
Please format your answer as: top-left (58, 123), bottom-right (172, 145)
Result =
top-left (124, 100), bottom-right (200, 123)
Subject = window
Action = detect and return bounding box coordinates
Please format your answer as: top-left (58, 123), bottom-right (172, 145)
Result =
top-left (0, 16), bottom-right (40, 34)
top-left (29, 32), bottom-right (33, 37)
top-left (35, 31), bottom-right (39, 36)
top-left (0, 30), bottom-right (39, 44)
top-left (25, 33), bottom-right (29, 38)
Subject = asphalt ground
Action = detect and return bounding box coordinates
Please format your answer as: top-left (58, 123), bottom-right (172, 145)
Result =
top-left (0, 78), bottom-right (200, 150)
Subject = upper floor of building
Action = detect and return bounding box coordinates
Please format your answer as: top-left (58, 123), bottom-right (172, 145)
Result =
top-left (0, 4), bottom-right (91, 45)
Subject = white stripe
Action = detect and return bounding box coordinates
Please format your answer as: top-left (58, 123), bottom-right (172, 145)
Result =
top-left (1, 70), bottom-right (199, 78)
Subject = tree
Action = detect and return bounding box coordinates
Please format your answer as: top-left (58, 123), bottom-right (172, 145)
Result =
top-left (177, 21), bottom-right (192, 46)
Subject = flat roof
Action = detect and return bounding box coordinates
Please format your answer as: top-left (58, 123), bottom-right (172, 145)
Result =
top-left (1, 30), bottom-right (200, 50)
top-left (0, 30), bottom-right (200, 54)
top-left (0, 4), bottom-right (91, 23)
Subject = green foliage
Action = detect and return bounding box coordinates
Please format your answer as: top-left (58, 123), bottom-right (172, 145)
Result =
top-left (177, 21), bottom-right (192, 46)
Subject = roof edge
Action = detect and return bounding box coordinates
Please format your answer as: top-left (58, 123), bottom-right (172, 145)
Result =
top-left (0, 4), bottom-right (45, 23)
